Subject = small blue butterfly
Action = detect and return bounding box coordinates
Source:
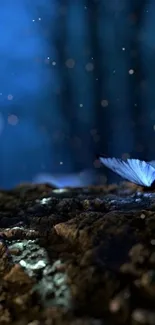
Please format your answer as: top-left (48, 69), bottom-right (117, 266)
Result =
top-left (99, 157), bottom-right (155, 187)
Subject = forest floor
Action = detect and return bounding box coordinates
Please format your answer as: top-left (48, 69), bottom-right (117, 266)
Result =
top-left (0, 182), bottom-right (155, 325)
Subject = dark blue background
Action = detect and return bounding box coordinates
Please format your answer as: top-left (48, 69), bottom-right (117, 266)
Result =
top-left (0, 0), bottom-right (155, 188)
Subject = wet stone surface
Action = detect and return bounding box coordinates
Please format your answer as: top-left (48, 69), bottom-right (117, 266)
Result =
top-left (0, 183), bottom-right (155, 324)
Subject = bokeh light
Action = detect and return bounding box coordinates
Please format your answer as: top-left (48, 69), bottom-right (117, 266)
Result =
top-left (0, 1), bottom-right (155, 188)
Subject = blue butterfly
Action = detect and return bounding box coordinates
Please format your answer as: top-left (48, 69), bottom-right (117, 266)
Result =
top-left (99, 157), bottom-right (155, 187)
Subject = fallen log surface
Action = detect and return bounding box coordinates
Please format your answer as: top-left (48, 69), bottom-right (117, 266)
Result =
top-left (0, 182), bottom-right (155, 325)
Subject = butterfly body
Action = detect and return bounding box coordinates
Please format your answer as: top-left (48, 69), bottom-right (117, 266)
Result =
top-left (99, 157), bottom-right (155, 188)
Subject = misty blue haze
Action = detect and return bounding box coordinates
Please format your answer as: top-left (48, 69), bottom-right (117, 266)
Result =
top-left (0, 0), bottom-right (155, 188)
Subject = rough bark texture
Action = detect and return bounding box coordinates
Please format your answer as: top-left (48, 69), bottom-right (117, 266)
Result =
top-left (0, 182), bottom-right (155, 324)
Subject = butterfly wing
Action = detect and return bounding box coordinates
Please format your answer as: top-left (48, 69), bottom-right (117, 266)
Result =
top-left (99, 157), bottom-right (155, 187)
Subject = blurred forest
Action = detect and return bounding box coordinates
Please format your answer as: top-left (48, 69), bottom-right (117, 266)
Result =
top-left (0, 0), bottom-right (155, 188)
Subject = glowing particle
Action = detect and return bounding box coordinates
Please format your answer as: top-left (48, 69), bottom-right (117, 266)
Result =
top-left (44, 57), bottom-right (50, 64)
top-left (52, 61), bottom-right (56, 66)
top-left (65, 58), bottom-right (75, 68)
top-left (8, 114), bottom-right (19, 126)
top-left (129, 69), bottom-right (134, 75)
top-left (8, 94), bottom-right (13, 100)
top-left (101, 99), bottom-right (108, 107)
top-left (38, 17), bottom-right (41, 21)
top-left (85, 62), bottom-right (94, 72)
top-left (32, 19), bottom-right (35, 22)
top-left (60, 161), bottom-right (63, 165)
top-left (79, 104), bottom-right (83, 107)
top-left (122, 47), bottom-right (125, 51)
top-left (153, 125), bottom-right (155, 131)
